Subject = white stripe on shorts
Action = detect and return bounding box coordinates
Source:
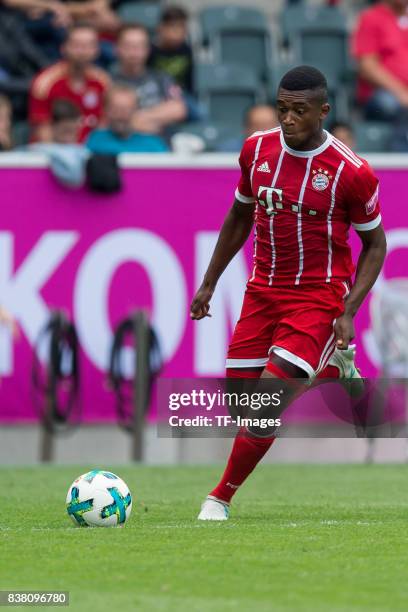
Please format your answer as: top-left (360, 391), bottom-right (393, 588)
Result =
top-left (269, 346), bottom-right (315, 379)
top-left (226, 357), bottom-right (268, 369)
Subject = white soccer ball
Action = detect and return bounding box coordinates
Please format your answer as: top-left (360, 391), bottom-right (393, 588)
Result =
top-left (66, 470), bottom-right (132, 527)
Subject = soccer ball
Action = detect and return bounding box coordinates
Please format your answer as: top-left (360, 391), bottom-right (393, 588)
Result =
top-left (66, 470), bottom-right (132, 527)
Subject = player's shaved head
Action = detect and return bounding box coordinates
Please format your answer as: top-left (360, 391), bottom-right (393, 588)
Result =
top-left (279, 65), bottom-right (328, 104)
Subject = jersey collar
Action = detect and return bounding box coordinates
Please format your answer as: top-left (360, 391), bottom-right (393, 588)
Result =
top-left (280, 129), bottom-right (333, 158)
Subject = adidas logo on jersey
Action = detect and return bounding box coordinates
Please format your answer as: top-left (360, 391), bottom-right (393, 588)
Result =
top-left (257, 161), bottom-right (271, 173)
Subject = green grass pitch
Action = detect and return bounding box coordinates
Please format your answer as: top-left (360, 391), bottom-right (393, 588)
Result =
top-left (1, 464), bottom-right (408, 611)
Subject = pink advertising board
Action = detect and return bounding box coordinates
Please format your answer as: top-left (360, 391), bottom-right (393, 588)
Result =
top-left (0, 154), bottom-right (407, 422)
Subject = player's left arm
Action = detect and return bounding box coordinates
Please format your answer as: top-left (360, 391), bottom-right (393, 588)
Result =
top-left (335, 224), bottom-right (386, 349)
top-left (335, 161), bottom-right (386, 349)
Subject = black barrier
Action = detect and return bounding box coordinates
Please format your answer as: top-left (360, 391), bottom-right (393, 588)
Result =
top-left (32, 310), bottom-right (80, 461)
top-left (108, 310), bottom-right (162, 460)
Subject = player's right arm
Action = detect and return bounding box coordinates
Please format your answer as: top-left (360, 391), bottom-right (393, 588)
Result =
top-left (190, 198), bottom-right (255, 320)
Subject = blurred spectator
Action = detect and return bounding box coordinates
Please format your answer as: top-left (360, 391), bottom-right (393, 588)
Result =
top-left (2, 0), bottom-right (70, 28)
top-left (62, 0), bottom-right (119, 33)
top-left (149, 6), bottom-right (193, 93)
top-left (28, 96), bottom-right (86, 186)
top-left (0, 94), bottom-right (13, 150)
top-left (60, 0), bottom-right (121, 66)
top-left (217, 103), bottom-right (279, 152)
top-left (50, 98), bottom-right (81, 143)
top-left (86, 84), bottom-right (169, 153)
top-left (110, 23), bottom-right (187, 134)
top-left (27, 99), bottom-right (89, 187)
top-left (352, 0), bottom-right (408, 121)
top-left (2, 1), bottom-right (68, 61)
top-left (330, 120), bottom-right (355, 149)
top-left (3, 0), bottom-right (120, 31)
top-left (29, 23), bottom-right (110, 143)
top-left (149, 6), bottom-right (202, 121)
top-left (245, 104), bottom-right (279, 135)
top-left (3, 1), bottom-right (120, 65)
top-left (16, 4), bottom-right (68, 63)
top-left (0, 4), bottom-right (49, 117)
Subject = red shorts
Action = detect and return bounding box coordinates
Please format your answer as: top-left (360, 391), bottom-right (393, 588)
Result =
top-left (226, 281), bottom-right (350, 379)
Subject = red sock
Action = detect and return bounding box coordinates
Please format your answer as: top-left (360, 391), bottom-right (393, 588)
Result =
top-left (213, 368), bottom-right (272, 502)
top-left (212, 363), bottom-right (296, 503)
top-left (210, 428), bottom-right (275, 503)
top-left (317, 364), bottom-right (339, 380)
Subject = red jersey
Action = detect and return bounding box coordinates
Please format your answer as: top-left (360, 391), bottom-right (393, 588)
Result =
top-left (236, 127), bottom-right (381, 288)
top-left (352, 3), bottom-right (408, 103)
top-left (29, 61), bottom-right (110, 142)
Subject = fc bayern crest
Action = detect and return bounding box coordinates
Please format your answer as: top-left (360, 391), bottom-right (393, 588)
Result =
top-left (312, 168), bottom-right (332, 191)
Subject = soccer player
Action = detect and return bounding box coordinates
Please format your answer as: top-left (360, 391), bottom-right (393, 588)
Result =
top-left (190, 66), bottom-right (387, 520)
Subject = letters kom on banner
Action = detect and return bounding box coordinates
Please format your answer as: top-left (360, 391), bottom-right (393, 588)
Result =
top-left (0, 161), bottom-right (406, 420)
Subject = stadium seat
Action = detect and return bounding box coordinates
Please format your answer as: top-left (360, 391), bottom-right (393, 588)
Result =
top-left (293, 28), bottom-right (350, 89)
top-left (200, 6), bottom-right (265, 43)
top-left (278, 4), bottom-right (352, 94)
top-left (117, 2), bottom-right (161, 36)
top-left (172, 121), bottom-right (239, 152)
top-left (199, 6), bottom-right (272, 80)
top-left (354, 121), bottom-right (392, 153)
top-left (280, 4), bottom-right (350, 89)
top-left (195, 63), bottom-right (261, 126)
top-left (216, 30), bottom-right (272, 82)
top-left (280, 4), bottom-right (347, 47)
